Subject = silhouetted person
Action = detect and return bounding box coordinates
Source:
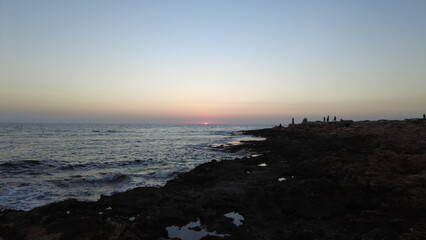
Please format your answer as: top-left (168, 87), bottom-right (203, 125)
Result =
top-left (424, 114), bottom-right (425, 119)
top-left (323, 117), bottom-right (325, 122)
top-left (333, 116), bottom-right (337, 122)
top-left (326, 116), bottom-right (329, 122)
top-left (292, 118), bottom-right (294, 124)
top-left (278, 123), bottom-right (283, 129)
top-left (302, 118), bottom-right (308, 124)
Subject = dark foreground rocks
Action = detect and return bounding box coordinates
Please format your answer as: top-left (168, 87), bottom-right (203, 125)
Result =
top-left (1, 119), bottom-right (425, 240)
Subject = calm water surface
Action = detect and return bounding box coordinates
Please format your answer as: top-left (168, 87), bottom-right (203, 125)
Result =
top-left (0, 123), bottom-right (268, 210)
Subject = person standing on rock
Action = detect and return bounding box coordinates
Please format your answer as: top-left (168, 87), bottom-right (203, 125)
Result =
top-left (423, 114), bottom-right (425, 119)
top-left (292, 118), bottom-right (294, 124)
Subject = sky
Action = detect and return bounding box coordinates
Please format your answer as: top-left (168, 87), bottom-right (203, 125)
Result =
top-left (1, 0), bottom-right (425, 124)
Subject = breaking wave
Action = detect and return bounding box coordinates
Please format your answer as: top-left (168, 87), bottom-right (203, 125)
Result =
top-left (84, 173), bottom-right (131, 184)
top-left (0, 123), bottom-right (268, 210)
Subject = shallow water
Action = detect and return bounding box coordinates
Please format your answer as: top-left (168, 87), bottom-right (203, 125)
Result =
top-left (0, 123), bottom-right (268, 210)
top-left (166, 219), bottom-right (228, 240)
top-left (225, 212), bottom-right (244, 227)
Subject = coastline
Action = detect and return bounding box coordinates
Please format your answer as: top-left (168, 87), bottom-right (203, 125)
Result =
top-left (1, 119), bottom-right (425, 239)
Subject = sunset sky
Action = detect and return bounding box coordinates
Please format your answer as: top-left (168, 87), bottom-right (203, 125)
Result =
top-left (1, 0), bottom-right (425, 124)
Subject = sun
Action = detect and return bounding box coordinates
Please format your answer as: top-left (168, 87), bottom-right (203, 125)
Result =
top-left (203, 122), bottom-right (209, 125)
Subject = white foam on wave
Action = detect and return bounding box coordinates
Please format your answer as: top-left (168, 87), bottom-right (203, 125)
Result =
top-left (85, 173), bottom-right (130, 184)
top-left (0, 123), bottom-right (271, 210)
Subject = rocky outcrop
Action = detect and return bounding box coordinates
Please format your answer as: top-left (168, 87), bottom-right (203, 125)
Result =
top-left (1, 119), bottom-right (425, 240)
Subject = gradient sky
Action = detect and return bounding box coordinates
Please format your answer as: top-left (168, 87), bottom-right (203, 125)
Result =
top-left (1, 0), bottom-right (425, 124)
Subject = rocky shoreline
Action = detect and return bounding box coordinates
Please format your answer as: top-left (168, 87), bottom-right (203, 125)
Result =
top-left (1, 119), bottom-right (425, 240)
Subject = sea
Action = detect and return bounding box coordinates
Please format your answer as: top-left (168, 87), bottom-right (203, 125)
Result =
top-left (0, 123), bottom-right (269, 210)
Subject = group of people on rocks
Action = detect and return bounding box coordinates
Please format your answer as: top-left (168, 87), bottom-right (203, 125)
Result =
top-left (323, 116), bottom-right (337, 122)
top-left (278, 114), bottom-right (425, 129)
top-left (289, 115), bottom-right (338, 125)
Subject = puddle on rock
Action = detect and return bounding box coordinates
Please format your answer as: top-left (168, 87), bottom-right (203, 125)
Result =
top-left (166, 219), bottom-right (229, 240)
top-left (224, 212), bottom-right (244, 227)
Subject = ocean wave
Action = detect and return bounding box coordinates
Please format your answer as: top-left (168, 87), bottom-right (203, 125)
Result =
top-left (231, 131), bottom-right (243, 136)
top-left (22, 160), bottom-right (42, 165)
top-left (208, 143), bottom-right (226, 148)
top-left (91, 129), bottom-right (121, 134)
top-left (213, 130), bottom-right (231, 136)
top-left (147, 171), bottom-right (179, 179)
top-left (0, 162), bottom-right (16, 168)
top-left (207, 141), bottom-right (242, 149)
top-left (58, 162), bottom-right (90, 170)
top-left (0, 160), bottom-right (43, 169)
top-left (0, 123), bottom-right (270, 210)
top-left (58, 158), bottom-right (147, 171)
top-left (84, 173), bottom-right (130, 184)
